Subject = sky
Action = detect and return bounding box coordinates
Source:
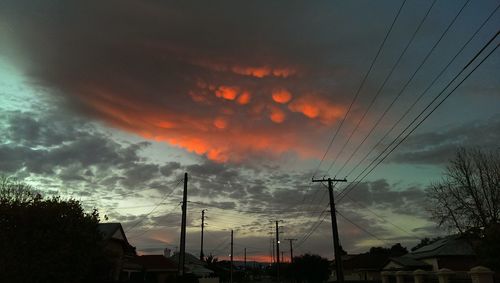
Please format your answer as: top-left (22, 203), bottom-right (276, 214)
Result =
top-left (0, 0), bottom-right (499, 262)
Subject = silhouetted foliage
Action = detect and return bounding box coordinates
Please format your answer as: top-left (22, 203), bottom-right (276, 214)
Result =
top-left (0, 176), bottom-right (110, 283)
top-left (411, 237), bottom-right (442, 251)
top-left (205, 253), bottom-right (219, 265)
top-left (390, 243), bottom-right (408, 256)
top-left (368, 243), bottom-right (408, 257)
top-left (289, 254), bottom-right (330, 283)
top-left (426, 148), bottom-right (500, 270)
top-left (475, 223), bottom-right (500, 271)
top-left (427, 147), bottom-right (500, 233)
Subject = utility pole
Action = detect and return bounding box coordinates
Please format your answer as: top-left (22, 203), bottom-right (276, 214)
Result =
top-left (230, 230), bottom-right (234, 283)
top-left (285, 239), bottom-right (297, 263)
top-left (275, 220), bottom-right (282, 282)
top-left (178, 172), bottom-right (188, 277)
top-left (244, 248), bottom-right (247, 271)
top-left (312, 177), bottom-right (347, 283)
top-left (200, 209), bottom-right (206, 261)
top-left (272, 239), bottom-right (275, 263)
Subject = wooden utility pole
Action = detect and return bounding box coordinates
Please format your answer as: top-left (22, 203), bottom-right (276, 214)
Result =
top-left (312, 177), bottom-right (347, 283)
top-left (200, 209), bottom-right (206, 261)
top-left (272, 239), bottom-right (275, 263)
top-left (230, 230), bottom-right (234, 283)
top-left (178, 172), bottom-right (188, 276)
top-left (244, 248), bottom-right (247, 271)
top-left (275, 220), bottom-right (281, 282)
top-left (285, 239), bottom-right (297, 263)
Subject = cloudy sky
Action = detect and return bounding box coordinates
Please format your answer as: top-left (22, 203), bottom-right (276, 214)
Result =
top-left (1, 0), bottom-right (499, 261)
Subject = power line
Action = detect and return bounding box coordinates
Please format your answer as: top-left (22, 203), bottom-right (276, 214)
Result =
top-left (327, 0), bottom-right (437, 175)
top-left (326, 0), bottom-right (438, 175)
top-left (342, 194), bottom-right (417, 238)
top-left (336, 0), bottom-right (487, 179)
top-left (312, 0), bottom-right (408, 177)
top-left (336, 210), bottom-right (387, 244)
top-left (125, 178), bottom-right (183, 233)
top-left (128, 202), bottom-right (181, 240)
top-left (295, 203), bottom-right (330, 248)
top-left (341, 2), bottom-right (500, 180)
top-left (337, 30), bottom-right (499, 203)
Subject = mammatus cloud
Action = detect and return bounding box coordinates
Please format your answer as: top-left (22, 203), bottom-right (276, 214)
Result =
top-left (3, 1), bottom-right (397, 162)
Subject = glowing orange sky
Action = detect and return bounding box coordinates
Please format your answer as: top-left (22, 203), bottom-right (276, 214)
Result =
top-left (78, 66), bottom-right (349, 162)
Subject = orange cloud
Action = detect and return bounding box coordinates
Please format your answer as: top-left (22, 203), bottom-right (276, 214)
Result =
top-left (213, 117), bottom-right (228, 129)
top-left (272, 88), bottom-right (292, 104)
top-left (237, 91), bottom-right (251, 105)
top-left (288, 95), bottom-right (344, 124)
top-left (269, 106), bottom-right (286, 123)
top-left (77, 86), bottom-right (335, 163)
top-left (155, 121), bottom-right (175, 129)
top-left (273, 68), bottom-right (296, 78)
top-left (232, 66), bottom-right (271, 78)
top-left (215, 86), bottom-right (239, 100)
top-left (231, 65), bottom-right (296, 78)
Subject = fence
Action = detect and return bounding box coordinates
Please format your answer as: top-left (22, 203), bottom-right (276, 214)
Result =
top-left (381, 267), bottom-right (495, 283)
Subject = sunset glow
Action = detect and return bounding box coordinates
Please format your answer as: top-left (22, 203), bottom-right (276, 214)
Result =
top-left (2, 0), bottom-right (498, 267)
top-left (272, 88), bottom-right (293, 104)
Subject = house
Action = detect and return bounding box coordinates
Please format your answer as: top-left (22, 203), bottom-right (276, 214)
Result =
top-left (132, 255), bottom-right (178, 283)
top-left (98, 223), bottom-right (140, 281)
top-left (342, 253), bottom-right (392, 280)
top-left (170, 252), bottom-right (215, 278)
top-left (383, 235), bottom-right (478, 271)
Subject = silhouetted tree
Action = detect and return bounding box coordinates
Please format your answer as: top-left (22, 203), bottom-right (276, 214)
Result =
top-left (475, 223), bottom-right (500, 271)
top-left (411, 237), bottom-right (442, 251)
top-left (426, 148), bottom-right (500, 233)
top-left (0, 177), bottom-right (110, 283)
top-left (205, 253), bottom-right (219, 264)
top-left (390, 243), bottom-right (408, 256)
top-left (369, 243), bottom-right (408, 256)
top-left (426, 148), bottom-right (500, 270)
top-left (290, 254), bottom-right (330, 283)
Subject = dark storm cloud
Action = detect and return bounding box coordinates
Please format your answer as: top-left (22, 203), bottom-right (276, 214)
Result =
top-left (3, 0), bottom-right (496, 162)
top-left (160, 162), bottom-right (181, 177)
top-left (390, 116), bottom-right (500, 165)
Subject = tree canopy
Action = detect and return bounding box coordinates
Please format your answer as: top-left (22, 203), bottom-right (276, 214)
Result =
top-left (289, 254), bottom-right (331, 283)
top-left (0, 177), bottom-right (110, 283)
top-left (426, 148), bottom-right (500, 233)
top-left (410, 237), bottom-right (442, 252)
top-left (369, 243), bottom-right (408, 256)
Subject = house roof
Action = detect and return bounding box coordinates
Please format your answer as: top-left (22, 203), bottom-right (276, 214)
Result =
top-left (98, 223), bottom-right (136, 255)
top-left (383, 235), bottom-right (475, 271)
top-left (389, 256), bottom-right (431, 268)
top-left (343, 253), bottom-right (391, 270)
top-left (98, 223), bottom-right (126, 241)
top-left (135, 255), bottom-right (177, 271)
top-left (409, 236), bottom-right (475, 259)
top-left (170, 252), bottom-right (205, 266)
